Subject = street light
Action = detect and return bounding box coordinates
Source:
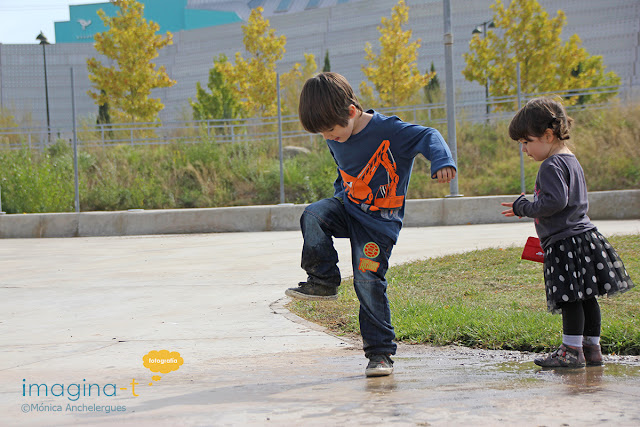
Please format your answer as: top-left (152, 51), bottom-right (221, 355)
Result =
top-left (36, 31), bottom-right (51, 142)
top-left (472, 20), bottom-right (495, 117)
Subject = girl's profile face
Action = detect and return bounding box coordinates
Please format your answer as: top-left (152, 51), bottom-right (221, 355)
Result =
top-left (519, 134), bottom-right (552, 162)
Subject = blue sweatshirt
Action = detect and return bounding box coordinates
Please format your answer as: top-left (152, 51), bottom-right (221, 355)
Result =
top-left (326, 110), bottom-right (456, 243)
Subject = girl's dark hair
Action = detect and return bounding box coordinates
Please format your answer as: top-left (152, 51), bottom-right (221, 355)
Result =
top-left (508, 97), bottom-right (573, 142)
top-left (298, 72), bottom-right (363, 133)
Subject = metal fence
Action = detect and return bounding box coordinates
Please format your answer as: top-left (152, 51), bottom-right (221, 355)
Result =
top-left (0, 83), bottom-right (637, 151)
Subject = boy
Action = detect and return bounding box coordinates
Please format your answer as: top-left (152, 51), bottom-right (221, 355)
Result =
top-left (286, 72), bottom-right (456, 377)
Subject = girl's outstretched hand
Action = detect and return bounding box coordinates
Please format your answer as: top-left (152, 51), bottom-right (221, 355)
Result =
top-left (501, 202), bottom-right (516, 217)
top-left (501, 193), bottom-right (525, 218)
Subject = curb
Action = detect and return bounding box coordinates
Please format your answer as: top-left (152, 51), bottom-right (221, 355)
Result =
top-left (1, 190), bottom-right (638, 238)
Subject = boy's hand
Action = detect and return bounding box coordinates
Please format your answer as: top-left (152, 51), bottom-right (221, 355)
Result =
top-left (435, 166), bottom-right (456, 183)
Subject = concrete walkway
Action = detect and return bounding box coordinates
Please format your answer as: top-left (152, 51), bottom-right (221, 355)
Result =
top-left (1, 220), bottom-right (639, 426)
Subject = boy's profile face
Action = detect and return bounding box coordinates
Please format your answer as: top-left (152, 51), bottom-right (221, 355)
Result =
top-left (319, 104), bottom-right (357, 143)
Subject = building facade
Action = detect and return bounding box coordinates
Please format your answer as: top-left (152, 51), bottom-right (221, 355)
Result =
top-left (0, 0), bottom-right (638, 131)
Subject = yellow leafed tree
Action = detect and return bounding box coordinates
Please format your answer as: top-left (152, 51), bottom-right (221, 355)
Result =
top-left (462, 0), bottom-right (620, 108)
top-left (87, 0), bottom-right (176, 123)
top-left (219, 7), bottom-right (286, 117)
top-left (280, 53), bottom-right (317, 117)
top-left (360, 0), bottom-right (434, 108)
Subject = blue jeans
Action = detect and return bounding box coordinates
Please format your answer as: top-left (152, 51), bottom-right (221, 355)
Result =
top-left (300, 197), bottom-right (397, 356)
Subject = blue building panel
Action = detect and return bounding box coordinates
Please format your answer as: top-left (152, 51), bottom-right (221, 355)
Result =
top-left (275, 0), bottom-right (293, 13)
top-left (248, 0), bottom-right (265, 9)
top-left (185, 10), bottom-right (242, 30)
top-left (55, 2), bottom-right (114, 44)
top-left (54, 0), bottom-right (241, 44)
top-left (306, 0), bottom-right (322, 9)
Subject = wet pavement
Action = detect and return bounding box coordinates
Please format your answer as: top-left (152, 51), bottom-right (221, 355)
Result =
top-left (1, 220), bottom-right (639, 426)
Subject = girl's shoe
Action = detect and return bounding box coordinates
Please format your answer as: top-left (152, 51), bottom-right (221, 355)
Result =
top-left (583, 344), bottom-right (603, 366)
top-left (534, 344), bottom-right (586, 368)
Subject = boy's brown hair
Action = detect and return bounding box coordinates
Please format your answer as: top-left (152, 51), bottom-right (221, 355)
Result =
top-left (298, 72), bottom-right (363, 134)
top-left (509, 97), bottom-right (573, 142)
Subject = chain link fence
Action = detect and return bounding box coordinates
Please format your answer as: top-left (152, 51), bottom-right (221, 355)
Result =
top-left (0, 83), bottom-right (638, 151)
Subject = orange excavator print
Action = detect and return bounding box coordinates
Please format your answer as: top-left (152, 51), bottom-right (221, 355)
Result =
top-left (339, 140), bottom-right (404, 212)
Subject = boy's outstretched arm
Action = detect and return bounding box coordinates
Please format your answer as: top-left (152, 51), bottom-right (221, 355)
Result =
top-left (435, 166), bottom-right (456, 184)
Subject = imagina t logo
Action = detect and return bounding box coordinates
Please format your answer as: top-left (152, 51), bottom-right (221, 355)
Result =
top-left (20, 350), bottom-right (184, 415)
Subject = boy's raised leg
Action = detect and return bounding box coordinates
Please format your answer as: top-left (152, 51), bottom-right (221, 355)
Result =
top-left (286, 198), bottom-right (348, 301)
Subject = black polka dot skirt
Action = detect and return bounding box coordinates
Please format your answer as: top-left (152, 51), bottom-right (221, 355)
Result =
top-left (543, 229), bottom-right (634, 314)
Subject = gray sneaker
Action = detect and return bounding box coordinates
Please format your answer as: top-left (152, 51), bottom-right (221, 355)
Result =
top-left (285, 282), bottom-right (338, 301)
top-left (534, 344), bottom-right (586, 368)
top-left (365, 354), bottom-right (394, 377)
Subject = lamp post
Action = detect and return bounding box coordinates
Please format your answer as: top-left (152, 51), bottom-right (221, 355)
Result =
top-left (36, 31), bottom-right (51, 142)
top-left (472, 20), bottom-right (495, 117)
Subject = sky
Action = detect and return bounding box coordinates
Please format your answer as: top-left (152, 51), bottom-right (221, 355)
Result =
top-left (0, 0), bottom-right (107, 44)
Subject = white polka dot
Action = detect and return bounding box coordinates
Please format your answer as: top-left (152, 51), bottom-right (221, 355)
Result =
top-left (553, 286), bottom-right (557, 292)
top-left (568, 252), bottom-right (573, 259)
top-left (577, 238), bottom-right (582, 244)
top-left (586, 288), bottom-right (593, 295)
top-left (582, 268), bottom-right (587, 275)
top-left (614, 261), bottom-right (621, 268)
top-left (585, 256), bottom-right (591, 262)
top-left (602, 251), bottom-right (607, 258)
top-left (562, 295), bottom-right (569, 301)
top-left (605, 243), bottom-right (611, 249)
top-left (560, 245), bottom-right (565, 251)
top-left (604, 283), bottom-right (612, 291)
top-left (570, 284), bottom-right (574, 290)
top-left (549, 247), bottom-right (553, 253)
top-left (551, 266), bottom-right (555, 273)
top-left (578, 292), bottom-right (583, 298)
top-left (565, 264), bottom-right (569, 271)
top-left (590, 243), bottom-right (596, 250)
top-left (559, 275), bottom-right (565, 282)
top-left (623, 281), bottom-right (628, 288)
top-left (591, 276), bottom-right (597, 283)
top-left (556, 257), bottom-right (560, 263)
top-left (573, 272), bottom-right (577, 278)
top-left (597, 263), bottom-right (604, 270)
top-left (609, 271), bottom-right (615, 278)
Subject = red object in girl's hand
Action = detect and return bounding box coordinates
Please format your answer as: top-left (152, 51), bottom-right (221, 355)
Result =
top-left (521, 237), bottom-right (544, 263)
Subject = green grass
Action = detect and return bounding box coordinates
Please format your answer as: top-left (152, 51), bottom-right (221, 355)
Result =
top-left (0, 104), bottom-right (639, 213)
top-left (287, 235), bottom-right (640, 355)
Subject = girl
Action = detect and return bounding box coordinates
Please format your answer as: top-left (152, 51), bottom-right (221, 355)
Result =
top-left (501, 97), bottom-right (634, 368)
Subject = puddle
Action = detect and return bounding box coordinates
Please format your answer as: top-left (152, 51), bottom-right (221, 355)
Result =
top-left (495, 360), bottom-right (640, 377)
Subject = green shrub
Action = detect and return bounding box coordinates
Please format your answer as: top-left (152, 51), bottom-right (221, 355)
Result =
top-left (0, 104), bottom-right (638, 213)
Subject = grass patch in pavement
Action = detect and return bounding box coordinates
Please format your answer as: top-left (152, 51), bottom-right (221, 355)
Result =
top-left (288, 234), bottom-right (640, 355)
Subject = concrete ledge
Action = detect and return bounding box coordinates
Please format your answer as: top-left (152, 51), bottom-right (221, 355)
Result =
top-left (1, 190), bottom-right (638, 238)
